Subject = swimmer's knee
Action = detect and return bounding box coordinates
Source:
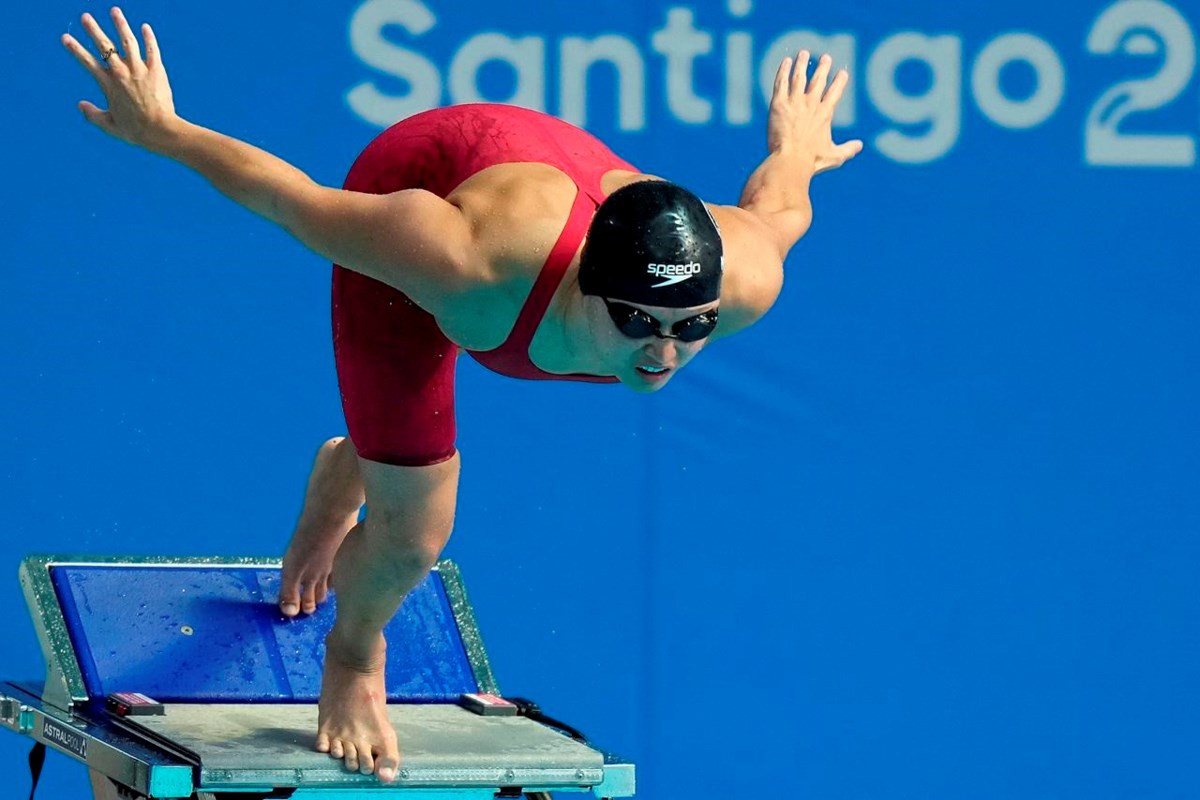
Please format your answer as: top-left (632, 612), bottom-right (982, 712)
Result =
top-left (362, 511), bottom-right (446, 575)
top-left (393, 547), bottom-right (442, 581)
top-left (315, 436), bottom-right (363, 483)
top-left (318, 436), bottom-right (350, 457)
top-left (371, 540), bottom-right (442, 585)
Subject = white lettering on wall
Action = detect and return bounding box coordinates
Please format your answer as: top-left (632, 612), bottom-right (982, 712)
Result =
top-left (972, 33), bottom-right (1065, 129)
top-left (867, 33), bottom-right (962, 164)
top-left (652, 8), bottom-right (715, 124)
top-left (346, 0), bottom-right (441, 127)
top-left (559, 36), bottom-right (646, 131)
top-left (1085, 0), bottom-right (1197, 166)
top-left (344, 0), bottom-right (1200, 168)
top-left (449, 33), bottom-right (545, 110)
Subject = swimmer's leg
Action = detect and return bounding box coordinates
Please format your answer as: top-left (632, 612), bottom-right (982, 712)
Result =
top-left (315, 453), bottom-right (460, 783)
top-left (280, 436), bottom-right (365, 616)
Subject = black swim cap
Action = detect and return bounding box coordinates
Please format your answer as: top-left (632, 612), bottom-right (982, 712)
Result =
top-left (579, 181), bottom-right (723, 308)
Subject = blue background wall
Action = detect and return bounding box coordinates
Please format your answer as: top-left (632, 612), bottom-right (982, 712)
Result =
top-left (5, 0), bottom-right (1198, 797)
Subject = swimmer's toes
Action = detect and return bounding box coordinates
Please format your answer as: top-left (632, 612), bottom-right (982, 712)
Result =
top-left (377, 752), bottom-right (400, 783)
top-left (315, 575), bottom-right (330, 605)
top-left (279, 566), bottom-right (303, 616)
top-left (300, 580), bottom-right (318, 615)
top-left (358, 745), bottom-right (375, 775)
top-left (315, 732), bottom-right (330, 753)
top-left (329, 738), bottom-right (345, 759)
top-left (343, 742), bottom-right (359, 772)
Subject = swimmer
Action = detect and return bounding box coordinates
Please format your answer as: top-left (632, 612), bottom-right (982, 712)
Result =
top-left (62, 6), bottom-right (862, 783)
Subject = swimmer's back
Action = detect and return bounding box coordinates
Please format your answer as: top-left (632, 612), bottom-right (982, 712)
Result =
top-left (337, 104), bottom-right (639, 351)
top-left (342, 103), bottom-right (634, 202)
top-left (332, 105), bottom-right (634, 465)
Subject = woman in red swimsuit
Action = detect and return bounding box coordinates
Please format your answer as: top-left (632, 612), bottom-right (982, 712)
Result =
top-left (64, 7), bottom-right (862, 782)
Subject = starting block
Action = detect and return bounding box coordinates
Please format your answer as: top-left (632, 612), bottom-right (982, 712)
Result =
top-left (1, 555), bottom-right (635, 799)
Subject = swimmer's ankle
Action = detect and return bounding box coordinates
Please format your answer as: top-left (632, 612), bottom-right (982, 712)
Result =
top-left (325, 628), bottom-right (387, 673)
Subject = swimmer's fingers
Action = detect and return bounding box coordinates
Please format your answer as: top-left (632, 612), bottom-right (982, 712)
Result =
top-left (807, 54), bottom-right (833, 101)
top-left (78, 100), bottom-right (114, 131)
top-left (767, 52), bottom-right (808, 153)
top-left (62, 32), bottom-right (110, 85)
top-left (816, 139), bottom-right (865, 174)
top-left (67, 13), bottom-right (178, 148)
top-left (836, 139), bottom-right (865, 162)
top-left (62, 33), bottom-right (117, 132)
top-left (80, 12), bottom-right (127, 77)
top-left (142, 22), bottom-right (163, 70)
top-left (823, 68), bottom-right (850, 109)
top-left (771, 56), bottom-right (791, 105)
top-left (110, 7), bottom-right (144, 70)
top-left (788, 50), bottom-right (811, 100)
top-left (819, 69), bottom-right (863, 169)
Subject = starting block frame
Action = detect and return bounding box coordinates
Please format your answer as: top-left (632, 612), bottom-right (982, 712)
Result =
top-left (1, 555), bottom-right (636, 799)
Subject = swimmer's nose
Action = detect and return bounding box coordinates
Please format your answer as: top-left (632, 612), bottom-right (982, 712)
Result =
top-left (645, 338), bottom-right (677, 364)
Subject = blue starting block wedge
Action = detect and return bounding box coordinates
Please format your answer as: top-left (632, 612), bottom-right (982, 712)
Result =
top-left (1, 555), bottom-right (635, 799)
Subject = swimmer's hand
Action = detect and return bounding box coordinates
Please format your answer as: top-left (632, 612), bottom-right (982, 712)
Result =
top-left (737, 51), bottom-right (862, 257)
top-left (767, 51), bottom-right (863, 174)
top-left (61, 7), bottom-right (180, 151)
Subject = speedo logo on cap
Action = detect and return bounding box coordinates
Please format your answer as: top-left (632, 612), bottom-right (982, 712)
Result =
top-left (647, 261), bottom-right (702, 288)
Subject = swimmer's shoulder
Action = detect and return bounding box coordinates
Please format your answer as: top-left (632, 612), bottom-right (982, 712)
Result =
top-left (707, 204), bottom-right (786, 339)
top-left (448, 163), bottom-right (578, 282)
top-left (451, 163), bottom-right (655, 268)
top-left (433, 164), bottom-right (582, 348)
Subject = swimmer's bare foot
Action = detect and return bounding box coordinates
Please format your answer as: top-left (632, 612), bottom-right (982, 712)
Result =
top-left (281, 437), bottom-right (364, 616)
top-left (315, 633), bottom-right (400, 782)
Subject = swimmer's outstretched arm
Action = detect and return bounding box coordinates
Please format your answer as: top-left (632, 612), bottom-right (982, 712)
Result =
top-left (61, 8), bottom-right (478, 314)
top-left (738, 51), bottom-right (863, 260)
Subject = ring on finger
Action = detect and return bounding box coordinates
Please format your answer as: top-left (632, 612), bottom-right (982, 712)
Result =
top-left (101, 46), bottom-right (118, 62)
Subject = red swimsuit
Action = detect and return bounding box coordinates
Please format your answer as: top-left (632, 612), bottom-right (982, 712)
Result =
top-left (332, 104), bottom-right (629, 467)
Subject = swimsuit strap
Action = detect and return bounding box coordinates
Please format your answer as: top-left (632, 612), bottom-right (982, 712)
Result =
top-left (499, 185), bottom-right (595, 349)
top-left (576, 164), bottom-right (609, 206)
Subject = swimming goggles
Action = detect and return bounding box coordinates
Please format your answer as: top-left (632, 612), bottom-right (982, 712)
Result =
top-left (601, 298), bottom-right (719, 342)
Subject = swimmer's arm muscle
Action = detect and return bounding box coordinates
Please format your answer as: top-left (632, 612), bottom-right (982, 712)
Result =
top-left (708, 206), bottom-right (784, 339)
top-left (155, 120), bottom-right (478, 311)
top-left (738, 153), bottom-right (816, 259)
top-left (62, 11), bottom-right (478, 309)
